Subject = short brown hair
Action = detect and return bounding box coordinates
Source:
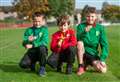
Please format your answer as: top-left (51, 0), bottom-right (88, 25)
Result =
top-left (86, 7), bottom-right (96, 14)
top-left (32, 12), bottom-right (46, 20)
top-left (57, 15), bottom-right (70, 26)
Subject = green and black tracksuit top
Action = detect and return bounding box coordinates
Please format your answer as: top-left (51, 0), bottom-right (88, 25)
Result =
top-left (23, 26), bottom-right (49, 48)
top-left (76, 22), bottom-right (109, 62)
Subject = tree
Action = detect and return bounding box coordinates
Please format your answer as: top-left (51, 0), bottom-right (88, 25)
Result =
top-left (81, 5), bottom-right (89, 22)
top-left (102, 2), bottom-right (120, 22)
top-left (102, 2), bottom-right (109, 9)
top-left (12, 0), bottom-right (75, 20)
top-left (12, 0), bottom-right (49, 20)
top-left (0, 6), bottom-right (11, 13)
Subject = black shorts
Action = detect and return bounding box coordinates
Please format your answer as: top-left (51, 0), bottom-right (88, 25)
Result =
top-left (83, 53), bottom-right (100, 66)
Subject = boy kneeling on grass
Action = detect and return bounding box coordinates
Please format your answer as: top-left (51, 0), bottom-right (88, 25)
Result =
top-left (76, 7), bottom-right (109, 75)
top-left (50, 15), bottom-right (77, 74)
top-left (19, 12), bottom-right (48, 77)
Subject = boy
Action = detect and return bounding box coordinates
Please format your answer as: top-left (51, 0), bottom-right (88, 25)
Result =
top-left (50, 15), bottom-right (77, 74)
top-left (19, 12), bottom-right (48, 76)
top-left (76, 7), bottom-right (109, 75)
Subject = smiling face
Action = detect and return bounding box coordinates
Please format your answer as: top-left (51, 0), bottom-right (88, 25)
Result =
top-left (59, 22), bottom-right (69, 32)
top-left (86, 13), bottom-right (97, 25)
top-left (33, 16), bottom-right (45, 27)
top-left (57, 15), bottom-right (70, 32)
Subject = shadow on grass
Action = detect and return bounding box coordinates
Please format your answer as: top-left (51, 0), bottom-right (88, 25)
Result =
top-left (0, 61), bottom-right (99, 75)
top-left (0, 64), bottom-right (22, 73)
top-left (0, 61), bottom-right (57, 74)
top-left (0, 61), bottom-right (33, 73)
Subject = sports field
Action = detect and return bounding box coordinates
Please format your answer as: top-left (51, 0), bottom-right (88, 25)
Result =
top-left (0, 25), bottom-right (120, 82)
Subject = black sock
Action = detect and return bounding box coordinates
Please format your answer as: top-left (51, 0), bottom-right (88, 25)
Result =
top-left (67, 63), bottom-right (73, 68)
top-left (78, 64), bottom-right (84, 68)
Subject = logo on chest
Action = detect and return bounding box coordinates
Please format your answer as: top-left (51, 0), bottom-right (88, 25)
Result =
top-left (96, 31), bottom-right (100, 36)
top-left (39, 32), bottom-right (43, 37)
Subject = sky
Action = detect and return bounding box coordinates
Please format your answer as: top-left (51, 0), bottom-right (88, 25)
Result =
top-left (0, 0), bottom-right (14, 6)
top-left (75, 0), bottom-right (120, 9)
top-left (0, 0), bottom-right (120, 10)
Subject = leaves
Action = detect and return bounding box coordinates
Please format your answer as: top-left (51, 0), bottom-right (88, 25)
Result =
top-left (13, 0), bottom-right (50, 20)
top-left (102, 3), bottom-right (120, 22)
top-left (12, 0), bottom-right (75, 20)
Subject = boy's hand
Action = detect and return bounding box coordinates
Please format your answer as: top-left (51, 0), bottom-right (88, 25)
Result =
top-left (28, 36), bottom-right (34, 41)
top-left (93, 60), bottom-right (107, 73)
top-left (85, 25), bottom-right (92, 32)
top-left (58, 39), bottom-right (63, 47)
top-left (26, 44), bottom-right (33, 49)
top-left (57, 34), bottom-right (65, 48)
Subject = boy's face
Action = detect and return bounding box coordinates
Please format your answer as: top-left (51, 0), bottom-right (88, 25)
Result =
top-left (33, 16), bottom-right (45, 27)
top-left (86, 13), bottom-right (97, 25)
top-left (59, 22), bottom-right (69, 32)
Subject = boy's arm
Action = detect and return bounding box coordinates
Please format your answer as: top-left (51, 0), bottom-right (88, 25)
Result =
top-left (99, 26), bottom-right (109, 62)
top-left (76, 25), bottom-right (86, 41)
top-left (50, 33), bottom-right (61, 53)
top-left (76, 25), bottom-right (81, 41)
top-left (22, 28), bottom-right (32, 47)
top-left (68, 30), bottom-right (77, 47)
top-left (50, 34), bottom-right (61, 53)
top-left (62, 30), bottom-right (77, 49)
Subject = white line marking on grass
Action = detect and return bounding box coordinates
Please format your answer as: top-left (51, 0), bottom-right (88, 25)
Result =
top-left (0, 41), bottom-right (17, 50)
top-left (0, 40), bottom-right (7, 44)
top-left (0, 41), bottom-right (20, 56)
top-left (0, 40), bottom-right (16, 48)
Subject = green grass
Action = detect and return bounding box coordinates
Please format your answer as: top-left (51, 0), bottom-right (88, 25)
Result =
top-left (0, 25), bottom-right (120, 82)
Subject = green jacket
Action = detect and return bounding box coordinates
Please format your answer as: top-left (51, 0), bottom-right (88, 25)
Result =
top-left (77, 23), bottom-right (109, 61)
top-left (23, 26), bottom-right (49, 48)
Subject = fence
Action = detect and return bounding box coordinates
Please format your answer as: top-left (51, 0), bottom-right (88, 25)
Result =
top-left (0, 23), bottom-right (32, 28)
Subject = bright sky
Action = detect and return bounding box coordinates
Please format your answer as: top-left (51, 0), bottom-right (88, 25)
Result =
top-left (0, 0), bottom-right (120, 10)
top-left (75, 0), bottom-right (120, 9)
top-left (0, 0), bottom-right (14, 6)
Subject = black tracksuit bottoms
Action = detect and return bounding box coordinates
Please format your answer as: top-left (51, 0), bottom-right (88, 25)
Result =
top-left (19, 45), bottom-right (48, 69)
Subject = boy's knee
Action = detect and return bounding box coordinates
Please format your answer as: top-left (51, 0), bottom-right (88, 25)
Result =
top-left (68, 46), bottom-right (76, 52)
top-left (39, 45), bottom-right (48, 53)
top-left (19, 55), bottom-right (31, 69)
top-left (77, 41), bottom-right (85, 54)
top-left (77, 41), bottom-right (84, 50)
top-left (19, 61), bottom-right (30, 69)
top-left (100, 67), bottom-right (107, 73)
